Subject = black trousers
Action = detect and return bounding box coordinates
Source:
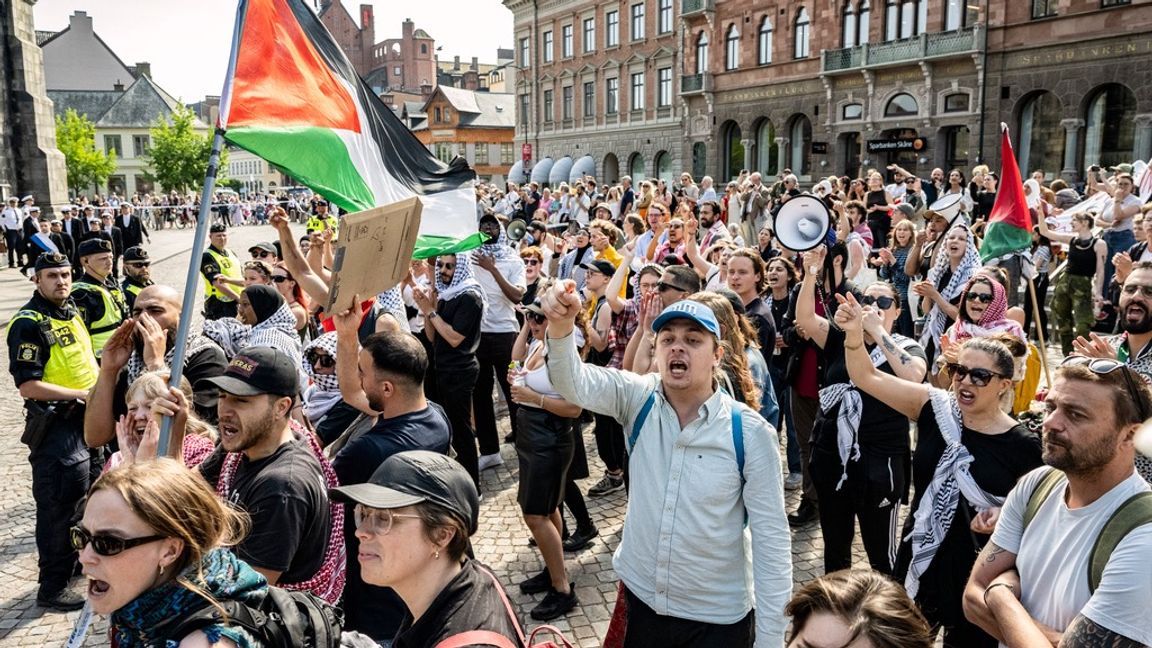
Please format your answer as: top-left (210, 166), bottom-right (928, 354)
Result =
top-left (472, 331), bottom-right (518, 454)
top-left (30, 446), bottom-right (89, 594)
top-left (1023, 272), bottom-right (1049, 343)
top-left (592, 412), bottom-right (625, 474)
top-left (811, 452), bottom-right (901, 576)
top-left (436, 366), bottom-right (480, 488)
top-left (4, 229), bottom-right (20, 267)
top-left (622, 585), bottom-right (754, 648)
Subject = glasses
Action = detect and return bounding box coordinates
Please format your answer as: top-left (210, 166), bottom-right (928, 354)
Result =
top-left (1121, 284), bottom-right (1152, 299)
top-left (527, 312), bottom-right (547, 324)
top-left (353, 505), bottom-right (424, 535)
top-left (965, 292), bottom-right (995, 304)
top-left (944, 363), bottom-right (1006, 387)
top-left (522, 258), bottom-right (541, 266)
top-left (127, 262), bottom-right (151, 268)
top-left (271, 275), bottom-right (289, 283)
top-left (860, 295), bottom-right (897, 310)
top-left (251, 251), bottom-right (271, 259)
top-left (657, 282), bottom-right (686, 293)
top-left (1060, 356), bottom-right (1149, 421)
top-left (70, 526), bottom-right (165, 557)
top-left (669, 224), bottom-right (684, 230)
top-left (305, 350), bottom-right (336, 368)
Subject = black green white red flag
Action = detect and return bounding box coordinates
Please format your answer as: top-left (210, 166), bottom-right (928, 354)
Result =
top-left (979, 124), bottom-right (1034, 266)
top-left (219, 0), bottom-right (483, 257)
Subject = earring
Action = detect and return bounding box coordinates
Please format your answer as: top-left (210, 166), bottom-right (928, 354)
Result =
top-left (434, 549), bottom-right (440, 560)
top-left (159, 564), bottom-right (165, 575)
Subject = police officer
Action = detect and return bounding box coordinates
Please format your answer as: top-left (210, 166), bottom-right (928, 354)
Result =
top-left (71, 238), bottom-right (129, 359)
top-left (121, 246), bottom-right (153, 310)
top-left (305, 198), bottom-right (338, 234)
top-left (201, 223), bottom-right (243, 320)
top-left (6, 252), bottom-right (99, 611)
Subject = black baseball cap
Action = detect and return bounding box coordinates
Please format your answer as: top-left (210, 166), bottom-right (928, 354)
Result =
top-left (330, 450), bottom-right (480, 535)
top-left (580, 259), bottom-right (616, 276)
top-left (77, 238), bottom-right (112, 257)
top-left (203, 346), bottom-right (299, 397)
top-left (34, 252), bottom-right (71, 272)
top-left (123, 246), bottom-right (149, 263)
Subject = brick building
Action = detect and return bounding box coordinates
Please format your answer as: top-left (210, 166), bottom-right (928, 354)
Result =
top-left (320, 4), bottom-right (438, 96)
top-left (504, 0), bottom-right (684, 187)
top-left (412, 87), bottom-right (516, 184)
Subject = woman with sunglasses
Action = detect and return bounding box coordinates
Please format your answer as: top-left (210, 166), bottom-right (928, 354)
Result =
top-left (796, 245), bottom-right (928, 576)
top-left (833, 296), bottom-right (1042, 648)
top-left (932, 273), bottom-right (1026, 388)
top-left (914, 224), bottom-right (982, 369)
top-left (1038, 211), bottom-right (1106, 355)
top-left (270, 266), bottom-right (309, 336)
top-left (78, 458), bottom-right (264, 646)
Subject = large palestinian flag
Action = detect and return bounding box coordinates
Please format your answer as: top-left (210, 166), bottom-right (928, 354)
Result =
top-left (980, 124), bottom-right (1034, 266)
top-left (219, 0), bottom-right (482, 258)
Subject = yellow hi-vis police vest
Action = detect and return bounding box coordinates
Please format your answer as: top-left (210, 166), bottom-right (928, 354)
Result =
top-left (7, 309), bottom-right (99, 391)
top-left (203, 247), bottom-right (241, 301)
top-left (72, 280), bottom-right (127, 356)
top-left (306, 214), bottom-right (339, 233)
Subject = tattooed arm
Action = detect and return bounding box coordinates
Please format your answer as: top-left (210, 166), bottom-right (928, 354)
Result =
top-left (861, 309), bottom-right (927, 382)
top-left (1059, 615), bottom-right (1144, 648)
top-left (963, 542), bottom-right (1020, 642)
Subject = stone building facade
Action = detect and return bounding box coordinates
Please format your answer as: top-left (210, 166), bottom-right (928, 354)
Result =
top-left (504, 0), bottom-right (684, 187)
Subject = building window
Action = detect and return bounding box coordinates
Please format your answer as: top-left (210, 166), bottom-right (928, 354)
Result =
top-left (543, 90), bottom-right (554, 122)
top-left (562, 25), bottom-right (573, 58)
top-left (842, 103), bottom-right (863, 120)
top-left (884, 0), bottom-right (898, 39)
top-left (631, 3), bottom-right (645, 41)
top-left (421, 44), bottom-right (427, 54)
top-left (562, 86), bottom-right (573, 120)
top-left (884, 92), bottom-right (918, 117)
top-left (519, 37), bottom-right (530, 66)
top-left (606, 11), bottom-right (619, 47)
top-left (542, 30), bottom-right (553, 62)
top-left (658, 0), bottom-right (673, 33)
top-left (434, 107), bottom-right (442, 122)
top-left (501, 142), bottom-right (515, 165)
top-left (725, 24), bottom-right (740, 70)
top-left (695, 31), bottom-right (709, 74)
top-left (657, 67), bottom-right (672, 107)
top-left (519, 94), bottom-right (530, 127)
top-left (842, 2), bottom-right (857, 48)
top-left (474, 143), bottom-right (489, 165)
top-left (944, 0), bottom-right (976, 30)
top-left (856, 0), bottom-right (871, 44)
top-left (943, 93), bottom-right (969, 113)
top-left (583, 18), bottom-right (596, 52)
top-left (1031, 0), bottom-right (1057, 18)
top-left (758, 17), bottom-right (773, 64)
top-left (1018, 92), bottom-right (1064, 175)
top-left (434, 143), bottom-right (453, 163)
top-left (630, 72), bottom-right (645, 111)
top-left (1101, 0), bottom-right (1130, 5)
top-left (1084, 83), bottom-right (1137, 170)
top-left (606, 77), bottom-right (619, 114)
top-left (794, 8), bottom-right (810, 59)
top-left (885, 0), bottom-right (925, 39)
top-left (583, 82), bottom-right (595, 117)
top-left (393, 66), bottom-right (402, 76)
top-left (104, 135), bottom-right (122, 156)
top-left (132, 135), bottom-right (150, 157)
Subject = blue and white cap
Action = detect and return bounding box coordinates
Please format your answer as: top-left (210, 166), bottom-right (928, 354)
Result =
top-left (651, 300), bottom-right (721, 339)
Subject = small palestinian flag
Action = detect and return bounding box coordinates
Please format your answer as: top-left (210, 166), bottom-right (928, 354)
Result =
top-left (980, 124), bottom-right (1034, 267)
top-left (219, 0), bottom-right (482, 258)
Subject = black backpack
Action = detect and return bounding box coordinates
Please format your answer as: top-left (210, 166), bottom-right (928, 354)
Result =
top-left (157, 587), bottom-right (343, 648)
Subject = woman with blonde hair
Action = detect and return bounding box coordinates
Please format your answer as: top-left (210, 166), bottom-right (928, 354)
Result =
top-left (786, 569), bottom-right (933, 648)
top-left (108, 372), bottom-right (216, 471)
top-left (635, 181), bottom-right (655, 219)
top-left (686, 291), bottom-right (760, 409)
top-left (78, 459), bottom-right (265, 647)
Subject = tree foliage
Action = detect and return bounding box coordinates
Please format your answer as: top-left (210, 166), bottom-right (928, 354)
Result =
top-left (145, 105), bottom-right (227, 193)
top-left (55, 109), bottom-right (116, 193)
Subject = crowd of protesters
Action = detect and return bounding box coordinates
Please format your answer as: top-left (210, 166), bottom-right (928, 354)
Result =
top-left (5, 156), bottom-right (1152, 648)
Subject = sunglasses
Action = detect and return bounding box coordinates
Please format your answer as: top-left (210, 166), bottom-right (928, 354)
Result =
top-left (127, 262), bottom-right (151, 268)
top-left (250, 251), bottom-right (272, 259)
top-left (1121, 284), bottom-right (1152, 299)
top-left (657, 282), bottom-right (686, 293)
top-left (1060, 356), bottom-right (1149, 421)
top-left (271, 275), bottom-right (290, 283)
top-left (669, 224), bottom-right (684, 230)
top-left (522, 258), bottom-right (541, 266)
top-left (353, 504), bottom-right (423, 535)
top-left (965, 292), bottom-right (994, 304)
top-left (528, 312), bottom-right (547, 324)
top-left (860, 295), bottom-right (897, 310)
top-left (435, 262), bottom-right (456, 270)
top-left (944, 362), bottom-right (1006, 387)
top-left (70, 526), bottom-right (165, 557)
top-left (305, 350), bottom-right (336, 368)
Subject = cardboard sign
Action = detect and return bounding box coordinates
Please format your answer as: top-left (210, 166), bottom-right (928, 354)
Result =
top-left (327, 197), bottom-right (423, 314)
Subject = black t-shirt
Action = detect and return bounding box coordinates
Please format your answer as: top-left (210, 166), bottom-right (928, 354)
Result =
top-left (393, 559), bottom-right (524, 648)
top-left (744, 296), bottom-right (777, 363)
top-left (812, 327), bottom-right (925, 457)
top-left (433, 291), bottom-right (484, 372)
top-left (765, 293), bottom-right (791, 372)
top-left (333, 403), bottom-right (453, 639)
top-left (225, 439), bottom-right (331, 584)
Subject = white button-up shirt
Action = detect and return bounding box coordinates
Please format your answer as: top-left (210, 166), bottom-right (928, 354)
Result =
top-left (546, 331), bottom-right (791, 646)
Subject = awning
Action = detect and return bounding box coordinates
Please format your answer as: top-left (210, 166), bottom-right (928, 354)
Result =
top-left (507, 160), bottom-right (526, 184)
top-left (549, 156), bottom-right (574, 187)
top-left (529, 157), bottom-right (554, 185)
top-left (569, 155), bottom-right (595, 184)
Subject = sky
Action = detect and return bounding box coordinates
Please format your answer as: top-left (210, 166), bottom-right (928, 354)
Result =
top-left (32, 0), bottom-right (515, 102)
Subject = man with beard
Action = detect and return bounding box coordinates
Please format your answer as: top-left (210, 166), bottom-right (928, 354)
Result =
top-left (5, 252), bottom-right (99, 611)
top-left (120, 246), bottom-right (153, 310)
top-left (697, 200), bottom-right (730, 250)
top-left (964, 360), bottom-right (1152, 647)
top-left (83, 285), bottom-right (227, 451)
top-left (652, 217), bottom-right (687, 263)
top-left (70, 238), bottom-right (128, 359)
top-left (329, 318), bottom-right (452, 641)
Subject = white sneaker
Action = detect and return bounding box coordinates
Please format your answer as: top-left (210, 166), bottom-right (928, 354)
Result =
top-left (478, 453), bottom-right (504, 472)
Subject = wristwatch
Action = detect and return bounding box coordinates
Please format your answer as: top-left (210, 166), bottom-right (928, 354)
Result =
top-left (426, 311), bottom-right (438, 321)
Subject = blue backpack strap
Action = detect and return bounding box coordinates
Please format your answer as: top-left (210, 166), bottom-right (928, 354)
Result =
top-left (731, 406), bottom-right (744, 481)
top-left (627, 391), bottom-right (657, 454)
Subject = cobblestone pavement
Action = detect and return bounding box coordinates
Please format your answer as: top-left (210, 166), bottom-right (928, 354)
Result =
top-left (0, 222), bottom-right (901, 646)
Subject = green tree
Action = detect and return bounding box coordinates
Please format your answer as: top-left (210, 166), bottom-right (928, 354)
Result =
top-left (145, 105), bottom-right (227, 193)
top-left (55, 109), bottom-right (117, 194)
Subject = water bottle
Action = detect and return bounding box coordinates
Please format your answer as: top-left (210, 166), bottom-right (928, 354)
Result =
top-left (509, 361), bottom-right (526, 387)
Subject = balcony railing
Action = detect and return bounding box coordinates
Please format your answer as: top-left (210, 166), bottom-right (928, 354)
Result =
top-left (680, 0), bottom-right (715, 18)
top-left (680, 72), bottom-right (713, 95)
top-left (821, 25), bottom-right (984, 73)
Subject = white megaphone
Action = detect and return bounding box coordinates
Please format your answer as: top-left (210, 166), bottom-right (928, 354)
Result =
top-left (506, 219), bottom-right (528, 242)
top-left (774, 195), bottom-right (832, 252)
top-left (928, 193), bottom-right (966, 227)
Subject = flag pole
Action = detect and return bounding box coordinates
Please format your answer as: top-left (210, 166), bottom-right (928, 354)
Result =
top-left (1026, 276), bottom-right (1052, 389)
top-left (157, 0), bottom-right (247, 456)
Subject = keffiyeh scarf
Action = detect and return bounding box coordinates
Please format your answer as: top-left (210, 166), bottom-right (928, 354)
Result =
top-left (126, 333), bottom-right (219, 385)
top-left (919, 226), bottom-right (981, 356)
top-left (436, 252), bottom-right (485, 303)
top-left (203, 303), bottom-right (302, 362)
top-left (375, 286), bottom-right (408, 331)
top-left (475, 222), bottom-right (518, 262)
top-left (302, 332), bottom-right (342, 424)
top-left (904, 388), bottom-right (1004, 598)
top-left (950, 273), bottom-right (1026, 344)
